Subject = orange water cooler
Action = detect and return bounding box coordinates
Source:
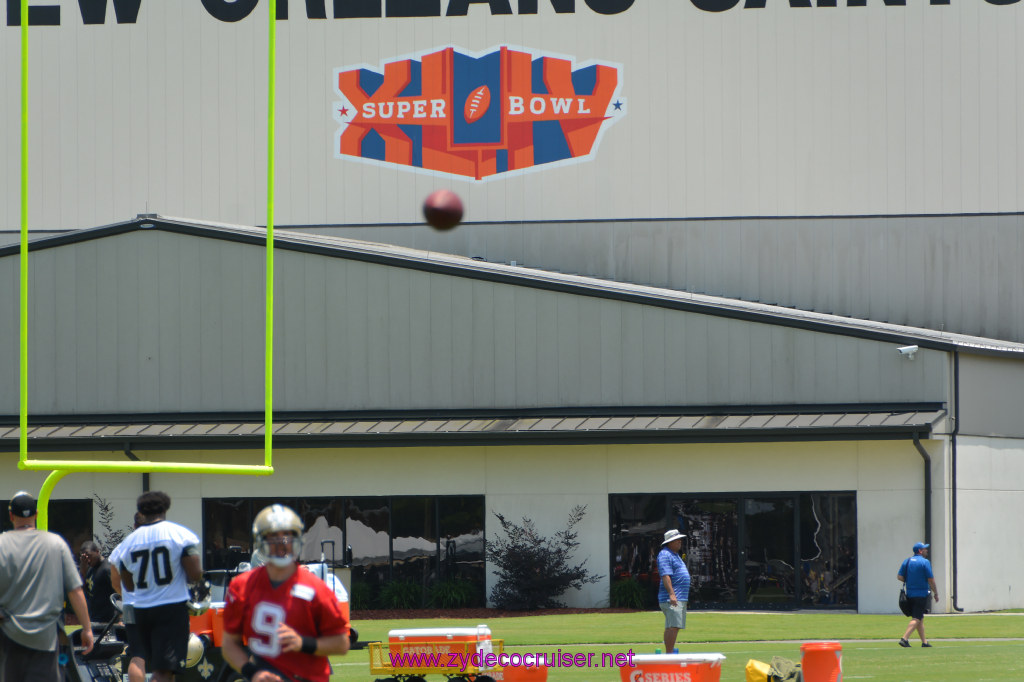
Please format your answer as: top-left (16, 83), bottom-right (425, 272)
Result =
top-left (189, 603), bottom-right (226, 646)
top-left (800, 641), bottom-right (842, 682)
top-left (491, 661), bottom-right (549, 682)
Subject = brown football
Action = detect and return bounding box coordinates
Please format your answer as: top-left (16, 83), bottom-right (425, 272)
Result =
top-left (423, 190), bottom-right (464, 231)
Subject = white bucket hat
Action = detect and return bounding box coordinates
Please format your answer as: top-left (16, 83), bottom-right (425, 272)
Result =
top-left (662, 529), bottom-right (686, 545)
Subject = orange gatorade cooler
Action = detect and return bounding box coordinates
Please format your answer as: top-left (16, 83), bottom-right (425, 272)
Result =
top-left (189, 602), bottom-right (226, 647)
top-left (491, 662), bottom-right (549, 682)
top-left (620, 653), bottom-right (726, 682)
top-left (800, 641), bottom-right (842, 682)
top-left (389, 625), bottom-right (494, 671)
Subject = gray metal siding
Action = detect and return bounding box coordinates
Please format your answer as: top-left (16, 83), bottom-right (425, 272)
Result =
top-left (0, 230), bottom-right (950, 415)
top-left (305, 213), bottom-right (1024, 344)
top-left (957, 354), bottom-right (1024, 439)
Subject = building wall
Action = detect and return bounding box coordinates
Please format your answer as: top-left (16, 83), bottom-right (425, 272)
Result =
top-left (958, 353), bottom-right (1024, 438)
top-left (2, 3), bottom-right (1021, 232)
top-left (953, 435), bottom-right (1024, 612)
top-left (0, 230), bottom-right (952, 415)
top-left (4, 212), bottom-right (1024, 344)
top-left (0, 436), bottom-right (961, 612)
top-left (304, 213), bottom-right (1024, 344)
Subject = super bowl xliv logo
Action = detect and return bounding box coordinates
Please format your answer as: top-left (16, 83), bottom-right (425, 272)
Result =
top-left (333, 46), bottom-right (625, 180)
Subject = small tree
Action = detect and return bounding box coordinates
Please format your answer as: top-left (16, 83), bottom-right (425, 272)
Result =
top-left (93, 495), bottom-right (132, 555)
top-left (485, 505), bottom-right (602, 610)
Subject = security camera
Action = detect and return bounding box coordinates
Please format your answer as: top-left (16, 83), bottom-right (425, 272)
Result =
top-left (897, 345), bottom-right (919, 359)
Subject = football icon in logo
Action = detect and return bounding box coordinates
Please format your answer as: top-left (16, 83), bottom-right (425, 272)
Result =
top-left (464, 85), bottom-right (491, 124)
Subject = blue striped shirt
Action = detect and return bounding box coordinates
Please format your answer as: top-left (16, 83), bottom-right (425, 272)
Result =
top-left (657, 548), bottom-right (691, 603)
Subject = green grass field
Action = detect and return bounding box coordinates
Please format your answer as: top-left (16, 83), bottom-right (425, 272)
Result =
top-left (329, 611), bottom-right (1024, 682)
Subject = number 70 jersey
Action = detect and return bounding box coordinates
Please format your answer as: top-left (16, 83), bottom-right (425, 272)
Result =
top-left (109, 520), bottom-right (200, 608)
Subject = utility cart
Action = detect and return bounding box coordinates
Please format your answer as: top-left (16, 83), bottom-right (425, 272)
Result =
top-left (369, 626), bottom-right (503, 682)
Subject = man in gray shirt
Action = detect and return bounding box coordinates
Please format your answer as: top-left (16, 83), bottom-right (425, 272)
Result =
top-left (0, 491), bottom-right (94, 682)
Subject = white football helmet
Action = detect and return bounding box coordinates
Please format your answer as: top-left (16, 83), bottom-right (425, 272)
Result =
top-left (252, 504), bottom-right (304, 567)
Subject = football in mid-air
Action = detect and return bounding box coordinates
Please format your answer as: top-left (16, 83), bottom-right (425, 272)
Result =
top-left (423, 190), bottom-right (464, 231)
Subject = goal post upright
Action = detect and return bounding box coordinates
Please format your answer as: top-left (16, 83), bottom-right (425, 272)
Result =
top-left (18, 0), bottom-right (280, 527)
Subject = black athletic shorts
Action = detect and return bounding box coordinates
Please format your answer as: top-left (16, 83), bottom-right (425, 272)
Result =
top-left (120, 603), bottom-right (143, 661)
top-left (134, 601), bottom-right (189, 672)
top-left (123, 622), bottom-right (144, 661)
top-left (908, 595), bottom-right (929, 620)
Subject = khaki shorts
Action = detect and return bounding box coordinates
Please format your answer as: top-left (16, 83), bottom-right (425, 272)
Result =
top-left (660, 601), bottom-right (687, 629)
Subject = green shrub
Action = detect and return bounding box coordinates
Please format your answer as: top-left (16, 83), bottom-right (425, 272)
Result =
top-left (485, 505), bottom-right (602, 610)
top-left (427, 578), bottom-right (478, 609)
top-left (610, 577), bottom-right (646, 609)
top-left (92, 495), bottom-right (132, 555)
top-left (379, 578), bottom-right (423, 609)
top-left (349, 581), bottom-right (375, 610)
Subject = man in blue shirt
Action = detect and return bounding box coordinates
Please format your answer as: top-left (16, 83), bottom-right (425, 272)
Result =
top-left (897, 542), bottom-right (939, 647)
top-left (657, 529), bottom-right (690, 653)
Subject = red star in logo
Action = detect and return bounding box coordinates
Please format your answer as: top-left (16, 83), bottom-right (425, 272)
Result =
top-left (338, 106), bottom-right (350, 118)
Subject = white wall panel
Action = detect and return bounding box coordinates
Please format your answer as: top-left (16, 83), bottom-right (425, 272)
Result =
top-left (2, 3), bottom-right (1022, 230)
top-left (954, 436), bottom-right (1024, 612)
top-left (5, 434), bottom-right (1007, 612)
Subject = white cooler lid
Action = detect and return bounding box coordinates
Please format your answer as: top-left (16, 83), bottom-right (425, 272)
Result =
top-left (390, 627), bottom-right (491, 638)
top-left (629, 654), bottom-right (726, 664)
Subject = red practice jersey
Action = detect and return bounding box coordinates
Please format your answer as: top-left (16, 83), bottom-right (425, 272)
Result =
top-left (224, 565), bottom-right (349, 682)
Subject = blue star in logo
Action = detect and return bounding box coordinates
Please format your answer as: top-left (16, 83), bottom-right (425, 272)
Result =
top-left (613, 100), bottom-right (623, 111)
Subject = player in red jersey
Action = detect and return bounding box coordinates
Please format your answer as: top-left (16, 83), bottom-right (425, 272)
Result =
top-left (222, 505), bottom-right (350, 682)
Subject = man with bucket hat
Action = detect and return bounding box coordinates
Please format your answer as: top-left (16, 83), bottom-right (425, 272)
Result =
top-left (897, 541), bottom-right (938, 648)
top-left (656, 529), bottom-right (690, 653)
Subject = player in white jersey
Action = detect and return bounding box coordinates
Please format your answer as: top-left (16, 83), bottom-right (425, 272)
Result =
top-left (109, 492), bottom-right (205, 682)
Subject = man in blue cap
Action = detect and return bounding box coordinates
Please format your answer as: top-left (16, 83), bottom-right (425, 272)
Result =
top-left (897, 542), bottom-right (938, 647)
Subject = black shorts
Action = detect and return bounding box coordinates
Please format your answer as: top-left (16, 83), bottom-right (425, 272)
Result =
top-left (120, 604), bottom-right (143, 660)
top-left (909, 595), bottom-right (929, 620)
top-left (123, 622), bottom-right (144, 661)
top-left (134, 601), bottom-right (189, 673)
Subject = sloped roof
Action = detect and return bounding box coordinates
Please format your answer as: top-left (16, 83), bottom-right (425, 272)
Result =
top-left (0, 405), bottom-right (947, 451)
top-left (3, 215), bottom-right (1020, 356)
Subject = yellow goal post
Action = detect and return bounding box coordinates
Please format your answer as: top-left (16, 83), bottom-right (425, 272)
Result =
top-left (17, 0), bottom-right (280, 525)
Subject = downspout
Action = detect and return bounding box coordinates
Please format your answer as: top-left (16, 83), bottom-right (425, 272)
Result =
top-left (123, 443), bottom-right (150, 492)
top-left (911, 433), bottom-right (931, 550)
top-left (950, 350), bottom-right (963, 611)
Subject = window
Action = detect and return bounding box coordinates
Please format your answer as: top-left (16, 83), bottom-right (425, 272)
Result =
top-left (0, 498), bottom-right (93, 554)
top-left (610, 495), bottom-right (666, 605)
top-left (610, 492), bottom-right (856, 609)
top-left (799, 493), bottom-right (857, 606)
top-left (202, 495), bottom-right (485, 608)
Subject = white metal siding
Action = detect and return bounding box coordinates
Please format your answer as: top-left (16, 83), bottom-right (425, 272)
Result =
top-left (2, 3), bottom-right (1022, 230)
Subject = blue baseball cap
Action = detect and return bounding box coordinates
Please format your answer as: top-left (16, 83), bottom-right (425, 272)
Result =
top-left (913, 542), bottom-right (929, 552)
